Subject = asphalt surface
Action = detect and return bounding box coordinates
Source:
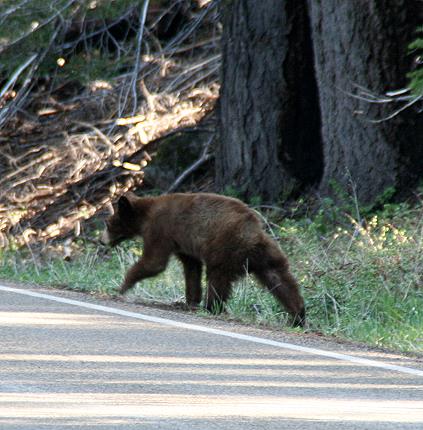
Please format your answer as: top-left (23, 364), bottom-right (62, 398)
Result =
top-left (0, 284), bottom-right (423, 429)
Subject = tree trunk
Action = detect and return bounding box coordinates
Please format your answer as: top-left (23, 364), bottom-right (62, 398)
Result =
top-left (308, 0), bottom-right (423, 204)
top-left (216, 0), bottom-right (322, 202)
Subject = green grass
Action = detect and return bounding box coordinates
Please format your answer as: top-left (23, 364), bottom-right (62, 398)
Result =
top-left (1, 196), bottom-right (422, 353)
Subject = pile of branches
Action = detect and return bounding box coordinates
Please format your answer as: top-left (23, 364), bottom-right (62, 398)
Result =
top-left (0, 0), bottom-right (220, 247)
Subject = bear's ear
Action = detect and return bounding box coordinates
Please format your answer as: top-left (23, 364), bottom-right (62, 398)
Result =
top-left (117, 195), bottom-right (133, 217)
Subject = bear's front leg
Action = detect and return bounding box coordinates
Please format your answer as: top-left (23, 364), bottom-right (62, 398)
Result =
top-left (119, 251), bottom-right (170, 294)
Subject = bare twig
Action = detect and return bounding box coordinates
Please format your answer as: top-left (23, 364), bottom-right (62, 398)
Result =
top-left (0, 53), bottom-right (38, 100)
top-left (338, 81), bottom-right (422, 123)
top-left (167, 134), bottom-right (214, 193)
top-left (0, 24), bottom-right (63, 129)
top-left (117, 0), bottom-right (150, 117)
top-left (367, 94), bottom-right (423, 123)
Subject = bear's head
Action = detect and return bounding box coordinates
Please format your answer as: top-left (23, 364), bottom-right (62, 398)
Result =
top-left (101, 194), bottom-right (139, 246)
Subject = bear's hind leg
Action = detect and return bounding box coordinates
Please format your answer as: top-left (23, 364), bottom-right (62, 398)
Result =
top-left (177, 253), bottom-right (203, 308)
top-left (205, 269), bottom-right (234, 314)
top-left (255, 267), bottom-right (305, 327)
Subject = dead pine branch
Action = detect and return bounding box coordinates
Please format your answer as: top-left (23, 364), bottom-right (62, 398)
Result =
top-left (0, 0), bottom-right (221, 246)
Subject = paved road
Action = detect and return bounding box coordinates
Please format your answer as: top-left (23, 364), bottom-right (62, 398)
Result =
top-left (0, 284), bottom-right (423, 429)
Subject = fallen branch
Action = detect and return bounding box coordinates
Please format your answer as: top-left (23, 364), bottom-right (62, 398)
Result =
top-left (0, 0), bottom-right (220, 246)
top-left (167, 134), bottom-right (214, 193)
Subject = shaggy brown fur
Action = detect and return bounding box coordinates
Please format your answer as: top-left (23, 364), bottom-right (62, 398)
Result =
top-left (101, 192), bottom-right (305, 326)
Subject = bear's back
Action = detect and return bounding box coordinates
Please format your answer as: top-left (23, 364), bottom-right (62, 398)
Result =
top-left (148, 193), bottom-right (264, 260)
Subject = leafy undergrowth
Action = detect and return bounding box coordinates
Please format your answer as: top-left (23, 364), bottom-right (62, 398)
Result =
top-left (1, 195), bottom-right (422, 354)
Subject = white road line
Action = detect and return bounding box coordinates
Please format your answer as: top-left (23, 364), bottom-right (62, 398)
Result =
top-left (1, 284), bottom-right (423, 377)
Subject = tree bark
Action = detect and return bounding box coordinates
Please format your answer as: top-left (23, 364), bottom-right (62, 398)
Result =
top-left (216, 0), bottom-right (322, 202)
top-left (308, 0), bottom-right (423, 204)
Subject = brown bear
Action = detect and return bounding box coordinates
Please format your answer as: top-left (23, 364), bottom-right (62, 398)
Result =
top-left (101, 192), bottom-right (305, 327)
